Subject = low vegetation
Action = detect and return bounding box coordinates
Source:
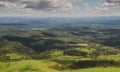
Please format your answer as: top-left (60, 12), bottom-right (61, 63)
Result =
top-left (0, 24), bottom-right (120, 72)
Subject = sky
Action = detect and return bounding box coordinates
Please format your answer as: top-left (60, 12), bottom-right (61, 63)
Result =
top-left (0, 0), bottom-right (120, 17)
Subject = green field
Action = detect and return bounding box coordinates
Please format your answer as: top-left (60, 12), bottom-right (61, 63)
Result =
top-left (0, 60), bottom-right (58, 72)
top-left (0, 60), bottom-right (120, 72)
top-left (0, 25), bottom-right (120, 72)
top-left (63, 67), bottom-right (120, 72)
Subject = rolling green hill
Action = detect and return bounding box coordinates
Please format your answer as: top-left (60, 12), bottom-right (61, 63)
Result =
top-left (0, 26), bottom-right (120, 72)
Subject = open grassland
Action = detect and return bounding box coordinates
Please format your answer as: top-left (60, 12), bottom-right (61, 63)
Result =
top-left (63, 67), bottom-right (120, 72)
top-left (0, 60), bottom-right (120, 72)
top-left (0, 60), bottom-right (58, 72)
top-left (0, 25), bottom-right (120, 72)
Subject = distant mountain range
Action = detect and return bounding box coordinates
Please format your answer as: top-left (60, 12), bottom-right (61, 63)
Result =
top-left (0, 16), bottom-right (120, 28)
top-left (0, 16), bottom-right (120, 23)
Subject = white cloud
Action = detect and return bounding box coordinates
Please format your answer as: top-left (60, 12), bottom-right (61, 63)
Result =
top-left (24, 0), bottom-right (80, 13)
top-left (0, 0), bottom-right (119, 17)
top-left (100, 0), bottom-right (120, 8)
top-left (0, 0), bottom-right (81, 14)
top-left (85, 0), bottom-right (120, 17)
top-left (0, 1), bottom-right (16, 8)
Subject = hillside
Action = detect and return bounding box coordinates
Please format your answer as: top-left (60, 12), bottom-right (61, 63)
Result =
top-left (0, 19), bottom-right (120, 72)
top-left (0, 26), bottom-right (120, 61)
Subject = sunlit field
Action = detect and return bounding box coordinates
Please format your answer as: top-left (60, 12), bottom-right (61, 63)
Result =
top-left (0, 17), bottom-right (120, 72)
top-left (0, 60), bottom-right (120, 72)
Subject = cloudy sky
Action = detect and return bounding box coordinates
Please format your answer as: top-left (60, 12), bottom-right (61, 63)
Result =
top-left (0, 0), bottom-right (120, 17)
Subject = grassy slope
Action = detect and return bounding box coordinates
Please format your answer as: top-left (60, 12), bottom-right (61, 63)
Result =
top-left (0, 60), bottom-right (58, 72)
top-left (63, 67), bottom-right (120, 72)
top-left (0, 28), bottom-right (120, 72)
top-left (0, 60), bottom-right (120, 72)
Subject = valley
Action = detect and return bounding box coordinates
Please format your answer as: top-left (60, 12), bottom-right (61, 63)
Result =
top-left (0, 17), bottom-right (120, 72)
